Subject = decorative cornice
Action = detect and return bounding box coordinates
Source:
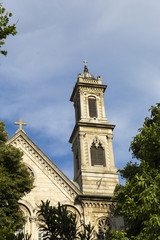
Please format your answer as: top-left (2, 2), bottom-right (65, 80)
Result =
top-left (82, 202), bottom-right (115, 210)
top-left (7, 130), bottom-right (81, 200)
top-left (76, 195), bottom-right (115, 210)
top-left (69, 122), bottom-right (115, 143)
top-left (70, 82), bottom-right (107, 102)
top-left (79, 78), bottom-right (100, 84)
top-left (79, 87), bottom-right (105, 94)
top-left (76, 194), bottom-right (112, 201)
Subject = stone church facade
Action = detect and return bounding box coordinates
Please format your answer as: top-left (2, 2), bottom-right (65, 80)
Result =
top-left (7, 64), bottom-right (124, 240)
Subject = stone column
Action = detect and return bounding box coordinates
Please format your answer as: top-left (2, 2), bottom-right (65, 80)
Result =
top-left (107, 135), bottom-right (115, 170)
top-left (79, 133), bottom-right (85, 167)
top-left (100, 92), bottom-right (107, 121)
top-left (29, 216), bottom-right (37, 240)
top-left (79, 89), bottom-right (84, 120)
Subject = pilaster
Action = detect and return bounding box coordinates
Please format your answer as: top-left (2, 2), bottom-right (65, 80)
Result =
top-left (29, 217), bottom-right (37, 240)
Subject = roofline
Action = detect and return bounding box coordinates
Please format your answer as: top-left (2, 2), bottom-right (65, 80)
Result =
top-left (8, 130), bottom-right (81, 196)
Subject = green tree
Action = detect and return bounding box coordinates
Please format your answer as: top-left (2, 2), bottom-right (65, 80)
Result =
top-left (37, 200), bottom-right (94, 240)
top-left (12, 232), bottom-right (31, 240)
top-left (78, 223), bottom-right (94, 240)
top-left (0, 121), bottom-right (34, 240)
top-left (108, 103), bottom-right (160, 240)
top-left (0, 3), bottom-right (17, 56)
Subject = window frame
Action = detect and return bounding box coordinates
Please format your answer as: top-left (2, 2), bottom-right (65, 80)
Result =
top-left (90, 142), bottom-right (106, 167)
top-left (88, 96), bottom-right (98, 118)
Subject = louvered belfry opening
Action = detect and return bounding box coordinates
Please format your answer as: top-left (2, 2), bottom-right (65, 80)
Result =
top-left (88, 97), bottom-right (97, 118)
top-left (90, 142), bottom-right (106, 166)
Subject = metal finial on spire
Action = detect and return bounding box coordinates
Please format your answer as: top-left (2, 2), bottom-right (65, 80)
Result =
top-left (83, 60), bottom-right (88, 73)
top-left (14, 118), bottom-right (27, 133)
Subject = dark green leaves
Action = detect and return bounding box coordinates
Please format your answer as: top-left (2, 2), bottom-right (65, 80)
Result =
top-left (0, 3), bottom-right (17, 56)
top-left (0, 121), bottom-right (34, 239)
top-left (130, 103), bottom-right (160, 168)
top-left (38, 200), bottom-right (78, 240)
top-left (0, 121), bottom-right (8, 144)
top-left (109, 103), bottom-right (160, 240)
top-left (37, 200), bottom-right (94, 240)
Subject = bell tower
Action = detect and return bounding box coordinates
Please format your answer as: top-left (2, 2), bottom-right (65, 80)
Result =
top-left (69, 62), bottom-right (118, 196)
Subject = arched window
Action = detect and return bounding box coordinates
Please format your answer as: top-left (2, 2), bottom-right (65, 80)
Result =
top-left (88, 97), bottom-right (97, 118)
top-left (90, 142), bottom-right (105, 166)
top-left (15, 205), bottom-right (29, 238)
top-left (97, 217), bottom-right (112, 240)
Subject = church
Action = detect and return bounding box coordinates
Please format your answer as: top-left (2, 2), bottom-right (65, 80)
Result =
top-left (7, 63), bottom-right (124, 240)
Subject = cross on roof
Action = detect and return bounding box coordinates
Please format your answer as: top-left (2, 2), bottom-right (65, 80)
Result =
top-left (83, 60), bottom-right (88, 66)
top-left (14, 118), bottom-right (27, 133)
top-left (83, 60), bottom-right (89, 73)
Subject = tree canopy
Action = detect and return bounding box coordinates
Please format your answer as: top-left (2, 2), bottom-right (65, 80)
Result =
top-left (0, 121), bottom-right (34, 240)
top-left (108, 103), bottom-right (160, 240)
top-left (37, 200), bottom-right (94, 240)
top-left (0, 3), bottom-right (17, 56)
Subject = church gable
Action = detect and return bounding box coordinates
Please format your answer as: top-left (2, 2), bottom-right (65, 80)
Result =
top-left (5, 64), bottom-right (125, 240)
top-left (7, 130), bottom-right (81, 203)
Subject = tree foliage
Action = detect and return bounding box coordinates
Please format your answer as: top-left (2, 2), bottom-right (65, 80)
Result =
top-left (37, 200), bottom-right (94, 240)
top-left (11, 232), bottom-right (31, 240)
top-left (108, 103), bottom-right (160, 240)
top-left (0, 121), bottom-right (34, 239)
top-left (130, 103), bottom-right (160, 168)
top-left (108, 230), bottom-right (129, 240)
top-left (0, 3), bottom-right (17, 56)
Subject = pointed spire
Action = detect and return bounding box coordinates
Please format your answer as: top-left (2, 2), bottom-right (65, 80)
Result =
top-left (83, 60), bottom-right (88, 72)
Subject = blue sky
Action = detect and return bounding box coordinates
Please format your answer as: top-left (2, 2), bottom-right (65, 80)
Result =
top-left (1, 0), bottom-right (160, 184)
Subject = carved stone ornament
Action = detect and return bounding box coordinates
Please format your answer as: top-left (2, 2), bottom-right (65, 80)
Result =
top-left (79, 87), bottom-right (104, 95)
top-left (97, 217), bottom-right (111, 239)
top-left (92, 137), bottom-right (103, 149)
